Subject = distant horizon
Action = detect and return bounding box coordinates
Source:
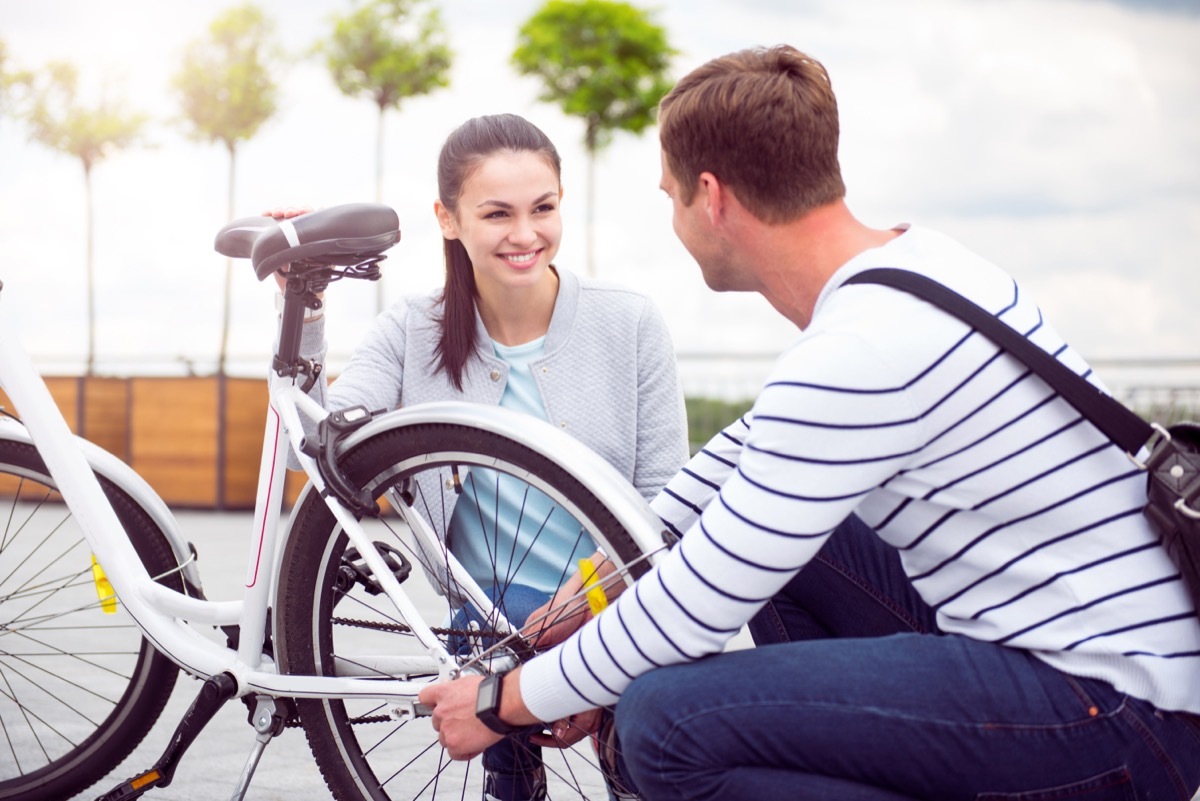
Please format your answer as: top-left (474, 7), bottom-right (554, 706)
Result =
top-left (17, 348), bottom-right (1200, 408)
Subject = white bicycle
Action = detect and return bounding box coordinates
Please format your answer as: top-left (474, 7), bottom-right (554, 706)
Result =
top-left (0, 203), bottom-right (668, 801)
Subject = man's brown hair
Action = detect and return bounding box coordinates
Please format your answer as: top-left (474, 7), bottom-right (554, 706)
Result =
top-left (659, 45), bottom-right (845, 224)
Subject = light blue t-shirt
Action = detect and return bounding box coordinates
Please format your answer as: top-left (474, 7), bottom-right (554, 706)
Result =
top-left (448, 337), bottom-right (597, 596)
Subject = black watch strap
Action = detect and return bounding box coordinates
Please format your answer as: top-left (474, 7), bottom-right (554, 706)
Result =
top-left (475, 673), bottom-right (520, 735)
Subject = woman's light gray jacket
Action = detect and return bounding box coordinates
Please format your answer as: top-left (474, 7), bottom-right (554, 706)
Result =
top-left (285, 268), bottom-right (689, 544)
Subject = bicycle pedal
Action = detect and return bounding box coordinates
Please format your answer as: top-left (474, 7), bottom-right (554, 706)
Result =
top-left (96, 672), bottom-right (238, 800)
top-left (93, 768), bottom-right (165, 801)
top-left (339, 542), bottom-right (412, 595)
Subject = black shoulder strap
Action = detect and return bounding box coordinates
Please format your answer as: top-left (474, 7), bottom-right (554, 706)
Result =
top-left (844, 268), bottom-right (1153, 453)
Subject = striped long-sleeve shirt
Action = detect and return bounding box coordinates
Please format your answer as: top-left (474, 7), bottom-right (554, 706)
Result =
top-left (519, 225), bottom-right (1200, 719)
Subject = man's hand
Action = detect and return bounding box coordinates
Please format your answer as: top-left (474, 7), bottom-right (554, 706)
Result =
top-left (419, 674), bottom-right (503, 760)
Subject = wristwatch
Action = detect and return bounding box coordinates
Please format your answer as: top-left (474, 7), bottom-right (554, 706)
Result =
top-left (475, 673), bottom-right (520, 735)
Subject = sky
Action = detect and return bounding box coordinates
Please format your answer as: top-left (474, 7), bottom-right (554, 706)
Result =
top-left (1, 0), bottom-right (1198, 392)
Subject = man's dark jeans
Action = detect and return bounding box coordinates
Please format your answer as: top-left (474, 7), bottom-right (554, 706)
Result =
top-left (616, 516), bottom-right (1200, 800)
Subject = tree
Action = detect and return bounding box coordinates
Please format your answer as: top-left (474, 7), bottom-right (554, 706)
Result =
top-left (174, 3), bottom-right (280, 375)
top-left (0, 40), bottom-right (24, 120)
top-left (23, 61), bottom-right (146, 376)
top-left (317, 0), bottom-right (452, 313)
top-left (513, 0), bottom-right (674, 276)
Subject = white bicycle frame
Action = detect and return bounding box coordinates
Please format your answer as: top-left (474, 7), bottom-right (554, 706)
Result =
top-left (0, 293), bottom-right (666, 713)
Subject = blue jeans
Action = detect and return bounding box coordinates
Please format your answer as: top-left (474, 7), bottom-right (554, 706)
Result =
top-left (616, 516), bottom-right (1200, 800)
top-left (450, 584), bottom-right (549, 801)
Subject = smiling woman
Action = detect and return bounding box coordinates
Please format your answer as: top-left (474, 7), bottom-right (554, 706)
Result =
top-left (267, 112), bottom-right (690, 801)
top-left (432, 123), bottom-right (566, 368)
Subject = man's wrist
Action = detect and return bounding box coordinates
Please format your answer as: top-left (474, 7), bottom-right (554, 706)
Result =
top-left (475, 672), bottom-right (521, 735)
top-left (498, 667), bottom-right (539, 727)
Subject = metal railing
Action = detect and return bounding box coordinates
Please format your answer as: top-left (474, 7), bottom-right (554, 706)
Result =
top-left (18, 351), bottom-right (1200, 445)
top-left (676, 353), bottom-right (1200, 448)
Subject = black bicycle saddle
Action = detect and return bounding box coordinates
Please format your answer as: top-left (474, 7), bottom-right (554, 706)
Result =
top-left (213, 203), bottom-right (401, 281)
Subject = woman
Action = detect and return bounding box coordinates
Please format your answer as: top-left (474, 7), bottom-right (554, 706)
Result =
top-left (273, 113), bottom-right (688, 801)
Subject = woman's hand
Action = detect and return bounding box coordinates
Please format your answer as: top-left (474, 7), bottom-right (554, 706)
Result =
top-left (529, 707), bottom-right (603, 749)
top-left (521, 551), bottom-right (628, 650)
top-left (521, 589), bottom-right (592, 651)
top-left (262, 207), bottom-right (313, 292)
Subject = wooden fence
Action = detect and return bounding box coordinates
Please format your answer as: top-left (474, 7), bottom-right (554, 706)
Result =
top-left (0, 376), bottom-right (305, 509)
top-left (6, 360), bottom-right (1198, 511)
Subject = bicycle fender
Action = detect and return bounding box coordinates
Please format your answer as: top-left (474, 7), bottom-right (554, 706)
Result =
top-left (277, 401), bottom-right (670, 571)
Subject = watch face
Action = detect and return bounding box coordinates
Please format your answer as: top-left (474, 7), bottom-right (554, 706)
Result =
top-left (477, 674), bottom-right (500, 713)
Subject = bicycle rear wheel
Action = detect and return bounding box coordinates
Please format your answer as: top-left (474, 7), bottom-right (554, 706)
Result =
top-left (0, 438), bottom-right (185, 801)
top-left (276, 420), bottom-right (660, 801)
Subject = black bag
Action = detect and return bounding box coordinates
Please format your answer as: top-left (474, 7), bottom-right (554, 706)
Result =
top-left (845, 269), bottom-right (1200, 612)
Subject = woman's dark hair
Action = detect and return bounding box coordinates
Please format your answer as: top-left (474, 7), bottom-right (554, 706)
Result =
top-left (434, 113), bottom-right (562, 389)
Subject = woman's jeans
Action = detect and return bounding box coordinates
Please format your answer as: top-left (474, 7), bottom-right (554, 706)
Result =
top-left (615, 516), bottom-right (1200, 801)
top-left (450, 584), bottom-right (549, 801)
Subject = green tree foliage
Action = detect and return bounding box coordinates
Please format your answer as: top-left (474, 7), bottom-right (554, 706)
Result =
top-left (0, 41), bottom-right (15, 118)
top-left (174, 3), bottom-right (279, 156)
top-left (684, 396), bottom-right (753, 453)
top-left (173, 3), bottom-right (280, 375)
top-left (513, 0), bottom-right (674, 275)
top-left (0, 41), bottom-right (28, 120)
top-left (23, 61), bottom-right (146, 375)
top-left (318, 0), bottom-right (452, 313)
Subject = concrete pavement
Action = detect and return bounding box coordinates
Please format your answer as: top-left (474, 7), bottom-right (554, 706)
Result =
top-left (65, 510), bottom-right (1200, 801)
top-left (70, 511), bottom-right (328, 801)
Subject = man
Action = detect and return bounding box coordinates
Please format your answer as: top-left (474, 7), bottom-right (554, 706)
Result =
top-left (420, 45), bottom-right (1200, 800)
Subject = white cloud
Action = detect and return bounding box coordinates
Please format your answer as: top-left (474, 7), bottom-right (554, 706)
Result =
top-left (0, 0), bottom-right (1197, 379)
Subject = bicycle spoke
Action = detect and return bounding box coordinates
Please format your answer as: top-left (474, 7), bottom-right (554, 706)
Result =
top-left (0, 663), bottom-right (59, 765)
top-left (0, 704), bottom-right (18, 775)
top-left (2, 581), bottom-right (122, 637)
top-left (5, 628), bottom-right (136, 687)
top-left (278, 422), bottom-right (656, 801)
top-left (2, 652), bottom-right (121, 724)
top-left (0, 508), bottom-right (76, 593)
top-left (378, 735), bottom-right (455, 799)
top-left (0, 442), bottom-right (182, 799)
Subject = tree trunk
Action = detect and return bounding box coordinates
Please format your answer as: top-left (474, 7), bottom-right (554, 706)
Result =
top-left (218, 141), bottom-right (237, 376)
top-left (375, 103), bottom-right (385, 203)
top-left (585, 121), bottom-right (598, 277)
top-left (83, 159), bottom-right (95, 376)
top-left (374, 102), bottom-right (386, 315)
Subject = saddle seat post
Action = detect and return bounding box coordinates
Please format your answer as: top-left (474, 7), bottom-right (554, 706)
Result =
top-left (273, 269), bottom-right (330, 388)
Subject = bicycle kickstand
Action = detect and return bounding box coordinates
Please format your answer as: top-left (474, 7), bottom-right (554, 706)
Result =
top-left (229, 696), bottom-right (296, 801)
top-left (95, 672), bottom-right (239, 801)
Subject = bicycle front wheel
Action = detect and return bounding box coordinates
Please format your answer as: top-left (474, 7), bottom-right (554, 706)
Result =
top-left (0, 438), bottom-right (184, 801)
top-left (276, 419), bottom-right (660, 801)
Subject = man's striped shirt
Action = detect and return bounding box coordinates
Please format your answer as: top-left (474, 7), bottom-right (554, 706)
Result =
top-left (520, 225), bottom-right (1200, 720)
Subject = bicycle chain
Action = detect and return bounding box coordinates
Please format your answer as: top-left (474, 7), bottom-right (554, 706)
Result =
top-left (267, 617), bottom-right (511, 729)
top-left (331, 614), bottom-right (506, 730)
top-left (331, 615), bottom-right (502, 640)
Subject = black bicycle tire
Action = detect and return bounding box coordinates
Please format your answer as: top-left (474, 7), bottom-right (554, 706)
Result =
top-left (276, 421), bottom-right (652, 801)
top-left (0, 438), bottom-right (183, 801)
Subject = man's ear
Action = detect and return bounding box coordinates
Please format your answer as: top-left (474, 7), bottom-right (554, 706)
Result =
top-left (433, 200), bottom-right (458, 240)
top-left (698, 171), bottom-right (723, 225)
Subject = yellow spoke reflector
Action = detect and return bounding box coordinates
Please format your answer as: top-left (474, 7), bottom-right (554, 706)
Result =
top-left (91, 554), bottom-right (117, 614)
top-left (578, 557), bottom-right (608, 616)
